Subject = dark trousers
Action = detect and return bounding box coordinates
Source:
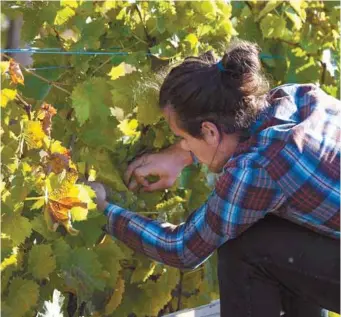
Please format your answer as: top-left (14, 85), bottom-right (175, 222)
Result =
top-left (217, 215), bottom-right (340, 317)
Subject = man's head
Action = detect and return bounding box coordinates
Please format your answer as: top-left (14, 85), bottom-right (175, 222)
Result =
top-left (159, 40), bottom-right (269, 172)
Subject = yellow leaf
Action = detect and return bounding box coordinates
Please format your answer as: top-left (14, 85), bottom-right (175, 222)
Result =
top-left (54, 6), bottom-right (75, 25)
top-left (1, 89), bottom-right (17, 108)
top-left (44, 168), bottom-right (92, 233)
top-left (105, 277), bottom-right (125, 314)
top-left (60, 0), bottom-right (78, 8)
top-left (1, 252), bottom-right (18, 271)
top-left (185, 33), bottom-right (198, 49)
top-left (118, 119), bottom-right (139, 137)
top-left (23, 121), bottom-right (46, 149)
top-left (50, 140), bottom-right (69, 154)
top-left (0, 61), bottom-right (9, 74)
top-left (108, 63), bottom-right (126, 80)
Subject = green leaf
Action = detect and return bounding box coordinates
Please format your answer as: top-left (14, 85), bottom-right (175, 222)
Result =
top-left (64, 247), bottom-right (105, 293)
top-left (31, 215), bottom-right (61, 241)
top-left (156, 16), bottom-right (166, 33)
top-left (71, 215), bottom-right (107, 247)
top-left (28, 244), bottom-right (56, 280)
top-left (289, 0), bottom-right (306, 21)
top-left (6, 278), bottom-right (39, 317)
top-left (95, 237), bottom-right (125, 287)
top-left (52, 238), bottom-right (72, 269)
top-left (137, 267), bottom-right (180, 316)
top-left (153, 126), bottom-right (167, 148)
top-left (285, 8), bottom-right (302, 30)
top-left (260, 14), bottom-right (287, 39)
top-left (71, 77), bottom-right (111, 126)
top-left (1, 213), bottom-right (32, 245)
top-left (1, 236), bottom-right (14, 261)
top-left (136, 88), bottom-right (161, 126)
top-left (93, 150), bottom-right (128, 192)
top-left (256, 0), bottom-right (282, 21)
top-left (130, 255), bottom-right (156, 284)
top-left (110, 72), bottom-right (141, 117)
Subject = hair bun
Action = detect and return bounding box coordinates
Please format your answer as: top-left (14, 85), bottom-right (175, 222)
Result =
top-left (199, 50), bottom-right (217, 63)
top-left (221, 40), bottom-right (261, 77)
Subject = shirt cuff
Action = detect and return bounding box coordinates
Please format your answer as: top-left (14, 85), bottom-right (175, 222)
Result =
top-left (104, 203), bottom-right (113, 216)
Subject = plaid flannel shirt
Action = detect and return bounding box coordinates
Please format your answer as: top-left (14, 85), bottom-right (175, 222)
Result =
top-left (104, 84), bottom-right (340, 269)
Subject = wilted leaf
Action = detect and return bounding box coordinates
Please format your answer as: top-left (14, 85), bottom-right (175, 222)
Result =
top-left (36, 102), bottom-right (57, 137)
top-left (9, 59), bottom-right (24, 85)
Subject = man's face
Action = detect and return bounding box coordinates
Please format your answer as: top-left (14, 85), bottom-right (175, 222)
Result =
top-left (163, 106), bottom-right (227, 173)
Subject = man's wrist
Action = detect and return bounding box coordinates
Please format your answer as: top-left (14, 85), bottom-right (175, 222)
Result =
top-left (173, 142), bottom-right (194, 167)
top-left (97, 200), bottom-right (109, 213)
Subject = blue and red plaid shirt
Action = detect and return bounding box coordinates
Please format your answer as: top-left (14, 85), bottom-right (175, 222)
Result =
top-left (104, 84), bottom-right (340, 269)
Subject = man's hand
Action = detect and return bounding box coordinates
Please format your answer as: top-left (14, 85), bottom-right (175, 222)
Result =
top-left (124, 142), bottom-right (193, 192)
top-left (86, 182), bottom-right (109, 212)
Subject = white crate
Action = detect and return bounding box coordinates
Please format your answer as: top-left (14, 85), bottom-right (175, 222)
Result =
top-left (162, 300), bottom-right (220, 317)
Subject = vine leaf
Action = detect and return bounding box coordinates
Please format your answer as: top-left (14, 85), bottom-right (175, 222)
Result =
top-left (5, 277), bottom-right (39, 317)
top-left (130, 256), bottom-right (156, 284)
top-left (94, 236), bottom-right (125, 287)
top-left (105, 276), bottom-right (125, 315)
top-left (0, 89), bottom-right (17, 108)
top-left (9, 59), bottom-right (24, 85)
top-left (28, 244), bottom-right (56, 280)
top-left (71, 77), bottom-right (111, 126)
top-left (1, 213), bottom-right (32, 245)
top-left (44, 169), bottom-right (89, 235)
top-left (23, 120), bottom-right (47, 149)
top-left (36, 102), bottom-right (57, 137)
top-left (108, 63), bottom-right (126, 80)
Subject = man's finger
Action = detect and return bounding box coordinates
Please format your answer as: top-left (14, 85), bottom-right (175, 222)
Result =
top-left (124, 156), bottom-right (145, 185)
top-left (133, 165), bottom-right (151, 188)
top-left (143, 180), bottom-right (168, 192)
top-left (128, 178), bottom-right (138, 191)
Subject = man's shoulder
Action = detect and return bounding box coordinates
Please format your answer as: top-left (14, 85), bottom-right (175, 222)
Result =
top-left (268, 83), bottom-right (319, 99)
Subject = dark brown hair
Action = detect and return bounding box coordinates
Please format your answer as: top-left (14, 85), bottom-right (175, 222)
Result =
top-left (159, 40), bottom-right (270, 137)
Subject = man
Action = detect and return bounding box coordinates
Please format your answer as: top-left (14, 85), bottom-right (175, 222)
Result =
top-left (90, 41), bottom-right (340, 316)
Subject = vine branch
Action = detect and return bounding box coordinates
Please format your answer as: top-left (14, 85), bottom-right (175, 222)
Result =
top-left (176, 270), bottom-right (184, 311)
top-left (134, 4), bottom-right (154, 47)
top-left (15, 92), bottom-right (31, 120)
top-left (2, 53), bottom-right (71, 95)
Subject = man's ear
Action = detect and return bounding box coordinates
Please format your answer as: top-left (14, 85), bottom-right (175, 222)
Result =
top-left (201, 121), bottom-right (221, 145)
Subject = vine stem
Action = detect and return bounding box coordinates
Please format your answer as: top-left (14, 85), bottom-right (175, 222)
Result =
top-left (176, 271), bottom-right (184, 311)
top-left (25, 196), bottom-right (45, 201)
top-left (15, 92), bottom-right (31, 120)
top-left (2, 53), bottom-right (71, 95)
top-left (90, 56), bottom-right (112, 76)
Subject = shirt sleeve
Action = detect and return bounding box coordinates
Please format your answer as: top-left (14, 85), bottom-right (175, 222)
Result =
top-left (104, 166), bottom-right (286, 269)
